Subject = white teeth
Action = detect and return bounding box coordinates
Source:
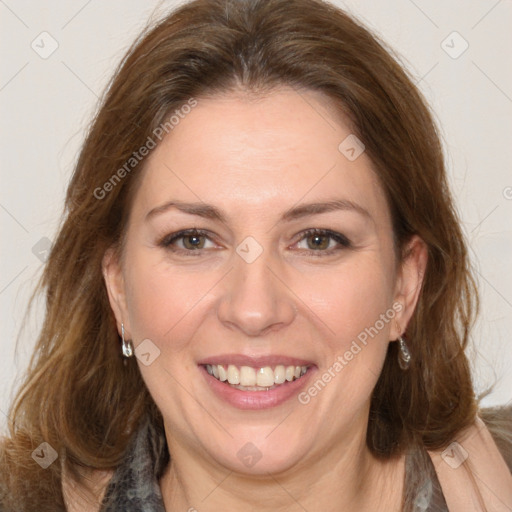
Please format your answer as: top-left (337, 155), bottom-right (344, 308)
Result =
top-left (240, 366), bottom-right (256, 386)
top-left (274, 365), bottom-right (286, 384)
top-left (218, 365), bottom-right (228, 381)
top-left (256, 367), bottom-right (275, 387)
top-left (205, 363), bottom-right (309, 389)
top-left (227, 364), bottom-right (240, 385)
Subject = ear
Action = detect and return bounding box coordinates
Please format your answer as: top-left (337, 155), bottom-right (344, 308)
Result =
top-left (102, 247), bottom-right (130, 338)
top-left (390, 235), bottom-right (428, 339)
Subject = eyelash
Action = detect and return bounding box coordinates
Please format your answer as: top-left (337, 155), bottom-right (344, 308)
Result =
top-left (159, 228), bottom-right (352, 257)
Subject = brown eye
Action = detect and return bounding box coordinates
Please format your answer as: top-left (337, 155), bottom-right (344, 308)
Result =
top-left (306, 233), bottom-right (330, 250)
top-left (160, 229), bottom-right (215, 253)
top-left (295, 229), bottom-right (351, 254)
top-left (181, 234), bottom-right (206, 250)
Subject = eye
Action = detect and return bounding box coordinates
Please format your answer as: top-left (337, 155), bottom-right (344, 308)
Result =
top-left (159, 228), bottom-right (351, 256)
top-left (294, 229), bottom-right (351, 254)
top-left (159, 229), bottom-right (216, 253)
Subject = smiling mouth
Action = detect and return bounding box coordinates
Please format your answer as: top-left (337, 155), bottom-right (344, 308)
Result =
top-left (203, 363), bottom-right (310, 391)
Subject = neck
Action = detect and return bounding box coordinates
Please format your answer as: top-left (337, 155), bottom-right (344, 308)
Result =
top-left (159, 425), bottom-right (405, 511)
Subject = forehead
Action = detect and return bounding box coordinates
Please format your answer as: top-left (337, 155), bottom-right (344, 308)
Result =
top-left (131, 88), bottom-right (389, 225)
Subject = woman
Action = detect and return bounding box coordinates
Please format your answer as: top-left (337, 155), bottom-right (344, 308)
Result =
top-left (1, 0), bottom-right (511, 510)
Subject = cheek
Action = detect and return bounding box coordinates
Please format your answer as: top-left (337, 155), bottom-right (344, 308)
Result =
top-left (123, 249), bottom-right (212, 351)
top-left (296, 255), bottom-right (396, 401)
top-left (124, 246), bottom-right (396, 352)
top-left (122, 250), bottom-right (216, 416)
top-left (303, 257), bottom-right (395, 341)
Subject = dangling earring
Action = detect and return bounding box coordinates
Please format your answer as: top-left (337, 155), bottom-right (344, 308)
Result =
top-left (121, 322), bottom-right (134, 358)
top-left (397, 335), bottom-right (411, 370)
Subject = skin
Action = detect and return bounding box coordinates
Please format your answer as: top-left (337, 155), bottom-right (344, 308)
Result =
top-left (103, 87), bottom-right (427, 511)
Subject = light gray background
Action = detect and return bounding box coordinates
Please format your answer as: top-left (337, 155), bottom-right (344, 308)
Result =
top-left (1, 0), bottom-right (511, 432)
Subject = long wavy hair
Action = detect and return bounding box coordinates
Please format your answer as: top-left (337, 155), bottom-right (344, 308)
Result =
top-left (0, 0), bottom-right (479, 509)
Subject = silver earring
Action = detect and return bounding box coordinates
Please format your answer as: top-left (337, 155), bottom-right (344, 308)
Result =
top-left (121, 323), bottom-right (134, 358)
top-left (398, 335), bottom-right (411, 370)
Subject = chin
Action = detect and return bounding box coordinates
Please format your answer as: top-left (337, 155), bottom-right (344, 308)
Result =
top-left (204, 427), bottom-right (313, 476)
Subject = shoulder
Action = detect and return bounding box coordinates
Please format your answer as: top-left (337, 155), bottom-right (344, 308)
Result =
top-left (479, 403), bottom-right (512, 471)
top-left (426, 403), bottom-right (512, 511)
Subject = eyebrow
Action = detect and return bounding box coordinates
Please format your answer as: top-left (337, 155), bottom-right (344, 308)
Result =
top-left (145, 199), bottom-right (371, 223)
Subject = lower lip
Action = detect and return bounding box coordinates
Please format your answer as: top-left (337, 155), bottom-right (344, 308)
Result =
top-left (199, 365), bottom-right (316, 410)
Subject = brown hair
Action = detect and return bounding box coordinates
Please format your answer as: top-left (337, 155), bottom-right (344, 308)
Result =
top-left (0, 0), bottom-right (478, 509)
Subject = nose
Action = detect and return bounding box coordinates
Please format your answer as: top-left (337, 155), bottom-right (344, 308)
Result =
top-left (216, 250), bottom-right (297, 337)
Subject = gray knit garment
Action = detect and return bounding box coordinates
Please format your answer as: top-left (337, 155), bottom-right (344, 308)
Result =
top-left (99, 405), bottom-right (512, 511)
top-left (100, 417), bottom-right (167, 512)
top-left (98, 418), bottom-right (451, 512)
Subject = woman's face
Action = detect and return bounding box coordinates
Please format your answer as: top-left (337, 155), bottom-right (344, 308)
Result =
top-left (104, 87), bottom-right (425, 475)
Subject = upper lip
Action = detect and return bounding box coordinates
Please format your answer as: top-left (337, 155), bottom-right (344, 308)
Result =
top-left (197, 354), bottom-right (315, 368)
